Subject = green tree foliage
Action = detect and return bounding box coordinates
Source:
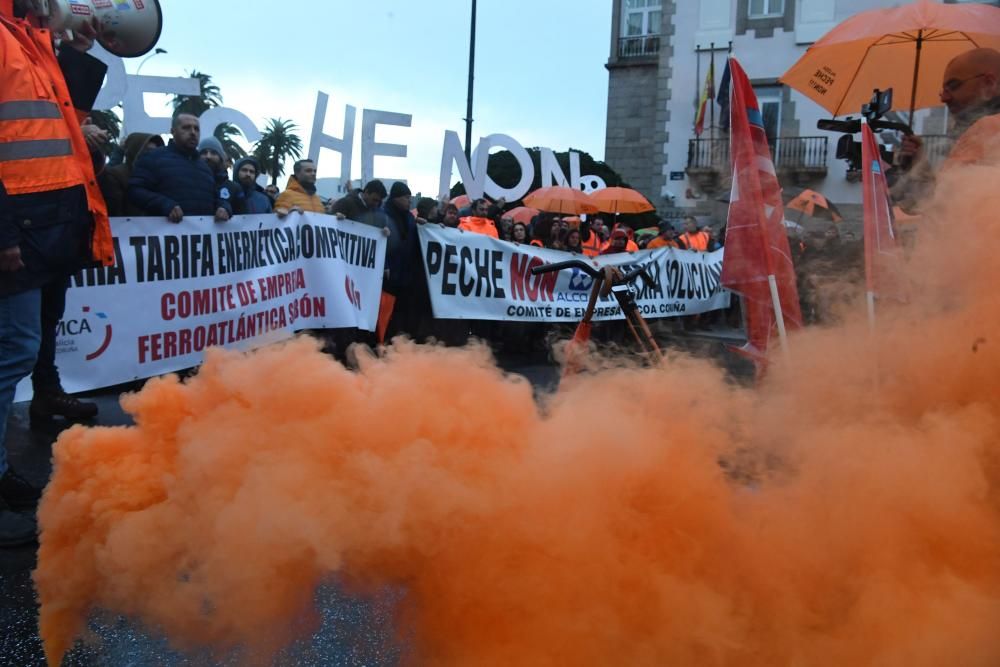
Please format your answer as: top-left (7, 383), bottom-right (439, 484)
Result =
top-left (214, 123), bottom-right (247, 161)
top-left (252, 118), bottom-right (303, 186)
top-left (171, 70), bottom-right (223, 117)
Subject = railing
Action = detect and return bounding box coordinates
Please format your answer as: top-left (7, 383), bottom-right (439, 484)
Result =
top-left (772, 136), bottom-right (828, 169)
top-left (687, 136), bottom-right (829, 171)
top-left (687, 137), bottom-right (730, 170)
top-left (618, 35), bottom-right (660, 59)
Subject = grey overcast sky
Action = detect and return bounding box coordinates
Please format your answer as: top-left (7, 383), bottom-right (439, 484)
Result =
top-left (131, 0), bottom-right (613, 195)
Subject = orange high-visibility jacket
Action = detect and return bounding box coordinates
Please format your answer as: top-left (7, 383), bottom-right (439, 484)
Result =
top-left (458, 216), bottom-right (499, 238)
top-left (679, 231), bottom-right (709, 251)
top-left (0, 10), bottom-right (113, 265)
top-left (581, 232), bottom-right (602, 257)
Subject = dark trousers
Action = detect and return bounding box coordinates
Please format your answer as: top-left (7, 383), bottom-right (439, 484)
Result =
top-left (31, 278), bottom-right (69, 393)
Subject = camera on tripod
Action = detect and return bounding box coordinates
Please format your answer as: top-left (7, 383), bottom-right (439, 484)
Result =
top-left (816, 88), bottom-right (913, 173)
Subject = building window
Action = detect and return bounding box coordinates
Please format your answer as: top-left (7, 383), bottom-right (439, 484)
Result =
top-left (748, 0), bottom-right (783, 18)
top-left (622, 0), bottom-right (662, 37)
top-left (618, 0), bottom-right (662, 58)
top-left (755, 89), bottom-right (782, 141)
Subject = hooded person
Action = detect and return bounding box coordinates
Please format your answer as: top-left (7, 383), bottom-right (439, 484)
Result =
top-left (98, 133), bottom-right (165, 216)
top-left (380, 181), bottom-right (428, 338)
top-left (197, 136), bottom-right (242, 216)
top-left (275, 159), bottom-right (324, 216)
top-left (232, 157), bottom-right (272, 214)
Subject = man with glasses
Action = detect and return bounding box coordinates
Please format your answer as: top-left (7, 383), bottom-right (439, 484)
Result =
top-left (899, 48), bottom-right (1000, 175)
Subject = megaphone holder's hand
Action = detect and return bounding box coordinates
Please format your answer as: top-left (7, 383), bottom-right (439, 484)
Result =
top-left (64, 18), bottom-right (98, 53)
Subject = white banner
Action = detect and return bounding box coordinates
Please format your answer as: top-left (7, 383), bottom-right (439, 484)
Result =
top-left (419, 225), bottom-right (730, 322)
top-left (15, 213), bottom-right (386, 399)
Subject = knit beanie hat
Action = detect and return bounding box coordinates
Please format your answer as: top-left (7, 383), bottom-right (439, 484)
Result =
top-left (197, 136), bottom-right (226, 160)
top-left (389, 181), bottom-right (411, 199)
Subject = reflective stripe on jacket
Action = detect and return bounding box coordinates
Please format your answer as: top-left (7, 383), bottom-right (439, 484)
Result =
top-left (0, 14), bottom-right (113, 265)
top-left (679, 231), bottom-right (709, 251)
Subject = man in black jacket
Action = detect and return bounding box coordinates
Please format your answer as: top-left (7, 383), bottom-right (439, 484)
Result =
top-left (127, 113), bottom-right (230, 222)
top-left (197, 136), bottom-right (242, 217)
top-left (332, 179), bottom-right (387, 224)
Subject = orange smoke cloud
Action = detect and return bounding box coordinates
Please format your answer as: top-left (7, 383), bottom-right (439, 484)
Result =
top-left (34, 167), bottom-right (1000, 665)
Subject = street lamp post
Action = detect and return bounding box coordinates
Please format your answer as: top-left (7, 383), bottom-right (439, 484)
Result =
top-left (136, 47), bottom-right (167, 74)
top-left (463, 0), bottom-right (477, 160)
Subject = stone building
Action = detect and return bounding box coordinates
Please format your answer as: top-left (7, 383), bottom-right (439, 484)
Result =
top-left (604, 0), bottom-right (992, 222)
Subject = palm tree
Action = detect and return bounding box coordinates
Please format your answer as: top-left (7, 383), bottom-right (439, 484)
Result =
top-left (215, 123), bottom-right (247, 160)
top-left (171, 71), bottom-right (247, 160)
top-left (253, 118), bottom-right (303, 186)
top-left (171, 70), bottom-right (223, 117)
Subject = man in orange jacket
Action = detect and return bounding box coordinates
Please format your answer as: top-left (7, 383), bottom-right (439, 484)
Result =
top-left (458, 197), bottom-right (499, 238)
top-left (0, 0), bottom-right (115, 546)
top-left (677, 216), bottom-right (709, 251)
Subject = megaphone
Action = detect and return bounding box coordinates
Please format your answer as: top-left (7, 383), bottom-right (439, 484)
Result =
top-left (33, 0), bottom-right (163, 58)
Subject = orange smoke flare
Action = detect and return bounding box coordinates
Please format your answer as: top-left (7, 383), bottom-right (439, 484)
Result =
top-left (33, 164), bottom-right (1000, 665)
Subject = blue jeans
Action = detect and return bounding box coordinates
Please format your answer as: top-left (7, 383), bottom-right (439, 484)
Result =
top-left (0, 289), bottom-right (42, 477)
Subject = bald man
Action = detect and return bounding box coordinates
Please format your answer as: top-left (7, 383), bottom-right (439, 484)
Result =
top-left (900, 48), bottom-right (1000, 170)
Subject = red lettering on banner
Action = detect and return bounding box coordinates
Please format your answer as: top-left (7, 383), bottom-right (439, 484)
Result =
top-left (138, 306), bottom-right (296, 364)
top-left (509, 253), bottom-right (557, 302)
top-left (161, 285), bottom-right (237, 320)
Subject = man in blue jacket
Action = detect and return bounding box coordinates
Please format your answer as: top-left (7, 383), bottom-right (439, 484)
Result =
top-left (127, 113), bottom-right (231, 222)
top-left (233, 157), bottom-right (272, 214)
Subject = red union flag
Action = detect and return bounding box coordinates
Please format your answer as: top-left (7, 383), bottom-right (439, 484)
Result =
top-left (721, 56), bottom-right (802, 371)
top-left (860, 121), bottom-right (905, 303)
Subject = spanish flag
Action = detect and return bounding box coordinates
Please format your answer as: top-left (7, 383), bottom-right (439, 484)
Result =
top-left (694, 61), bottom-right (715, 136)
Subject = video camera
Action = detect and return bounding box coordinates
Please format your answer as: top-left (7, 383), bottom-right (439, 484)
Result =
top-left (816, 88), bottom-right (913, 172)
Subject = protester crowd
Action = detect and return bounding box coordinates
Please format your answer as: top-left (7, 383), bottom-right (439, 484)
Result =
top-left (3, 0), bottom-right (999, 549)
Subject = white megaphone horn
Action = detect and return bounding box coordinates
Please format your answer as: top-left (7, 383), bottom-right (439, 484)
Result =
top-left (32, 0), bottom-right (163, 58)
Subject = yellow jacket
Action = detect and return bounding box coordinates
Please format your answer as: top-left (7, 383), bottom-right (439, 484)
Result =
top-left (275, 176), bottom-right (324, 213)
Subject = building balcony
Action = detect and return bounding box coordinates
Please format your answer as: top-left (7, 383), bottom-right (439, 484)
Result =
top-left (618, 34), bottom-right (660, 59)
top-left (686, 135), bottom-right (829, 190)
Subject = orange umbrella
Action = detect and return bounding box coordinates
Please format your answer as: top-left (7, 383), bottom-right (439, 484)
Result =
top-left (785, 189), bottom-right (843, 222)
top-left (451, 194), bottom-right (471, 209)
top-left (505, 206), bottom-right (538, 224)
top-left (523, 186), bottom-right (599, 215)
top-left (780, 0), bottom-right (1000, 117)
top-left (589, 186), bottom-right (654, 215)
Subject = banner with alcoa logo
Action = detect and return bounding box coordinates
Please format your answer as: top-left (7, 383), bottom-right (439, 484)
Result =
top-left (15, 213), bottom-right (385, 399)
top-left (418, 225), bottom-right (730, 322)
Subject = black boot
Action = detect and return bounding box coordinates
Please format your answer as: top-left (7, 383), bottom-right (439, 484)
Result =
top-left (29, 387), bottom-right (98, 426)
top-left (0, 495), bottom-right (36, 548)
top-left (0, 469), bottom-right (43, 511)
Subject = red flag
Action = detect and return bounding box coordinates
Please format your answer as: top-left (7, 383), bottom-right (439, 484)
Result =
top-left (860, 121), bottom-right (905, 303)
top-left (720, 57), bottom-right (802, 371)
top-left (694, 61), bottom-right (714, 136)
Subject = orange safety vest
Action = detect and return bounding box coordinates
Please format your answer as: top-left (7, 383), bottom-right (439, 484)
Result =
top-left (581, 232), bottom-right (602, 257)
top-left (647, 236), bottom-right (679, 250)
top-left (679, 231), bottom-right (709, 251)
top-left (0, 12), bottom-right (113, 265)
top-left (458, 216), bottom-right (499, 238)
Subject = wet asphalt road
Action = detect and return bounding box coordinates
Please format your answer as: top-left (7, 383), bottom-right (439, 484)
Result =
top-left (0, 330), bottom-right (746, 666)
